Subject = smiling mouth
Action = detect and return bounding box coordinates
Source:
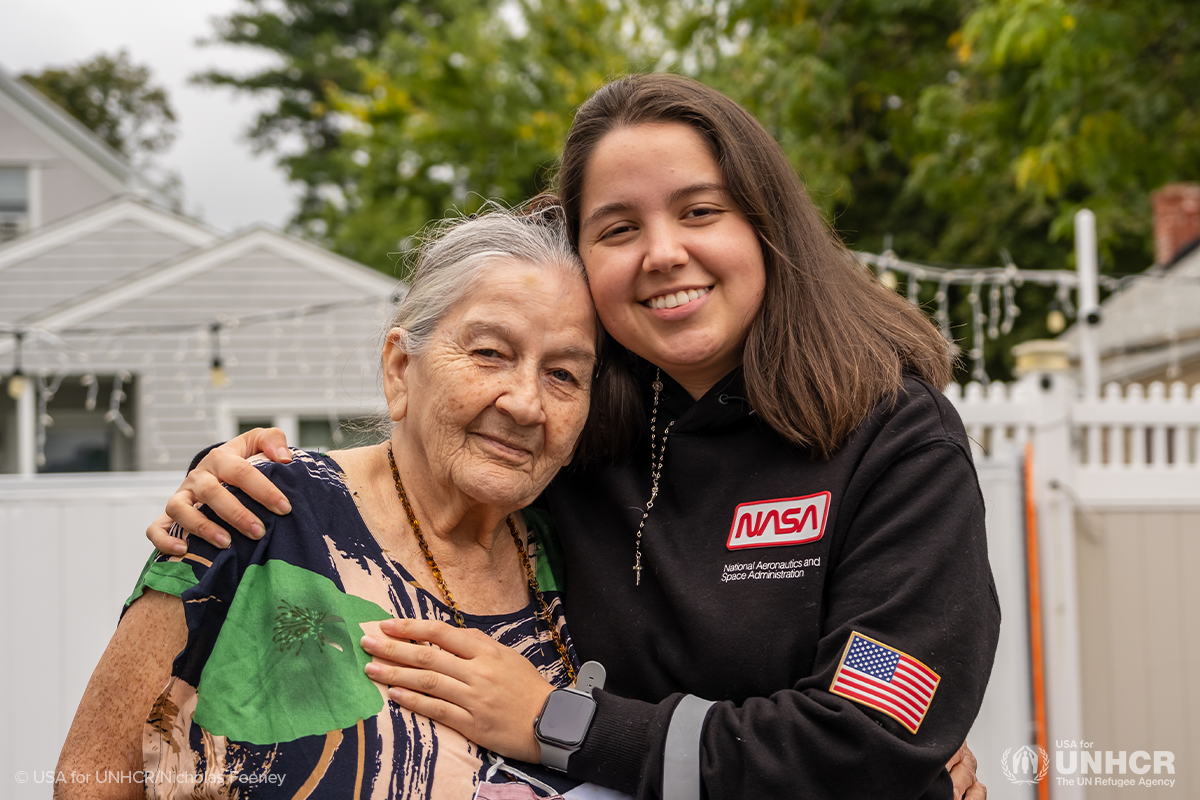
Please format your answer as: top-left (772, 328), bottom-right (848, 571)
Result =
top-left (474, 432), bottom-right (532, 461)
top-left (642, 286), bottom-right (713, 310)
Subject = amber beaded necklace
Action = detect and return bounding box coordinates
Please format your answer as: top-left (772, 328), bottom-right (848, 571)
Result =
top-left (386, 444), bottom-right (576, 683)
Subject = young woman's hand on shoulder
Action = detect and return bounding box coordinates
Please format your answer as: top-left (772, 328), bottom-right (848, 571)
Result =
top-left (146, 427), bottom-right (294, 554)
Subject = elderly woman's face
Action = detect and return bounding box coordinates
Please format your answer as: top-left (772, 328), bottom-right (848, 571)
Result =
top-left (387, 259), bottom-right (596, 510)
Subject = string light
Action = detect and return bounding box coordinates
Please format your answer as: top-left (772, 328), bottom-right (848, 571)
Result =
top-left (209, 322), bottom-right (228, 388)
top-left (7, 331), bottom-right (26, 400)
top-left (855, 250), bottom-right (1166, 378)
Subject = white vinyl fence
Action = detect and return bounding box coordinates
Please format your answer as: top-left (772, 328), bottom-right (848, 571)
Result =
top-left (0, 472), bottom-right (179, 798)
top-left (955, 371), bottom-right (1200, 799)
top-left (2, 370), bottom-right (1198, 799)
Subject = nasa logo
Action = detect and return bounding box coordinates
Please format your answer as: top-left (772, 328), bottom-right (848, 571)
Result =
top-left (726, 492), bottom-right (831, 550)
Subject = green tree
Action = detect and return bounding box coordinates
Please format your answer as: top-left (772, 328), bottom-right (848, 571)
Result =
top-left (685, 0), bottom-right (1200, 379)
top-left (22, 50), bottom-right (177, 163)
top-left (193, 0), bottom-right (438, 232)
top-left (197, 0), bottom-right (657, 272)
top-left (900, 0), bottom-right (1200, 377)
top-left (200, 0), bottom-right (1200, 379)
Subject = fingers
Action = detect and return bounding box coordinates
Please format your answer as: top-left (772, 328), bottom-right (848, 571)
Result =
top-left (164, 490), bottom-right (231, 548)
top-left (946, 741), bottom-right (965, 770)
top-left (146, 514), bottom-right (187, 555)
top-left (386, 685), bottom-right (474, 732)
top-left (964, 780), bottom-right (987, 800)
top-left (947, 741), bottom-right (980, 800)
top-left (377, 618), bottom-right (492, 659)
top-left (362, 634), bottom-right (479, 687)
top-left (238, 427), bottom-right (293, 463)
top-left (203, 449), bottom-right (292, 518)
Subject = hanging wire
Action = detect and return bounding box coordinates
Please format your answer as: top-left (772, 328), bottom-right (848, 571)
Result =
top-left (105, 371), bottom-right (135, 438)
top-left (987, 279), bottom-right (1002, 339)
top-left (968, 273), bottom-right (988, 385)
top-left (935, 276), bottom-right (952, 341)
top-left (34, 372), bottom-right (67, 467)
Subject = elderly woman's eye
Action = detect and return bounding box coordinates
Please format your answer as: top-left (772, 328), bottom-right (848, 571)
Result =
top-left (475, 348), bottom-right (502, 359)
top-left (549, 368), bottom-right (577, 384)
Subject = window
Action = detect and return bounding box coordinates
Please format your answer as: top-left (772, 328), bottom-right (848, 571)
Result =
top-left (0, 374), bottom-right (137, 474)
top-left (0, 167), bottom-right (28, 242)
top-left (40, 375), bottom-right (137, 472)
top-left (236, 415), bottom-right (383, 454)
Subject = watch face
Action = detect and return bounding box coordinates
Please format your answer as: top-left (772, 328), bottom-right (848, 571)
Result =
top-left (537, 690), bottom-right (596, 747)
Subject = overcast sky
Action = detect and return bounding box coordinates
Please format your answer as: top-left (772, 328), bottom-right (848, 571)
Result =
top-left (2, 0), bottom-right (296, 233)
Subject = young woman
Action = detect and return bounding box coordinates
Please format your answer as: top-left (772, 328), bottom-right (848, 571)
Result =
top-left (151, 75), bottom-right (999, 799)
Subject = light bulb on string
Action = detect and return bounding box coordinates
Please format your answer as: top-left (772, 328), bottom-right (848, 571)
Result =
top-left (1047, 303), bottom-right (1066, 334)
top-left (6, 371), bottom-right (26, 400)
top-left (209, 322), bottom-right (228, 388)
top-left (7, 331), bottom-right (26, 399)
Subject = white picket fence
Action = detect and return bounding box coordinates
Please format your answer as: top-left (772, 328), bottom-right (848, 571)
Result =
top-left (2, 371), bottom-right (1197, 799)
top-left (952, 371), bottom-right (1200, 799)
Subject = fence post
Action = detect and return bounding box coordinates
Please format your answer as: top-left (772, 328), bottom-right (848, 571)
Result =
top-left (1018, 366), bottom-right (1085, 799)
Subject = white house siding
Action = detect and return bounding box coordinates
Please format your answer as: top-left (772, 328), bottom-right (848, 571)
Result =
top-left (0, 99), bottom-right (121, 228)
top-left (37, 162), bottom-right (126, 229)
top-left (13, 244), bottom-right (396, 471)
top-left (0, 220), bottom-right (197, 324)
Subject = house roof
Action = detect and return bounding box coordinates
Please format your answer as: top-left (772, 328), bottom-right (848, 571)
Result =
top-left (0, 197), bottom-right (400, 358)
top-left (1062, 245), bottom-right (1200, 382)
top-left (28, 225), bottom-right (400, 334)
top-left (0, 195), bottom-right (217, 272)
top-left (0, 62), bottom-right (153, 197)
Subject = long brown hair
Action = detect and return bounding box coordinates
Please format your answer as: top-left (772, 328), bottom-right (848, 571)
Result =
top-left (557, 74), bottom-right (951, 459)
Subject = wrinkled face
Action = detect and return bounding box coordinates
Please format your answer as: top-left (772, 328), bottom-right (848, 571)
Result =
top-left (578, 122), bottom-right (766, 396)
top-left (386, 259), bottom-right (596, 511)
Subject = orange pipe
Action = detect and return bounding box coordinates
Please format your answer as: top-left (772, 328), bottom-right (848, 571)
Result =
top-left (1024, 443), bottom-right (1051, 800)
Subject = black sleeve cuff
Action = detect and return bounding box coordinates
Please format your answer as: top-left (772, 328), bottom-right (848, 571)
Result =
top-left (568, 690), bottom-right (682, 797)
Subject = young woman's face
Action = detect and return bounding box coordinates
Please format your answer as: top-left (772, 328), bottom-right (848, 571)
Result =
top-left (577, 122), bottom-right (766, 398)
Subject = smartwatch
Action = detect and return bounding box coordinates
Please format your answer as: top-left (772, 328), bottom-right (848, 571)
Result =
top-left (534, 660), bottom-right (606, 771)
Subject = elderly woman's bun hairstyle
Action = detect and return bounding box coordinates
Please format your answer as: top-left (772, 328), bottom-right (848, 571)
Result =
top-left (390, 201), bottom-right (586, 355)
top-left (556, 74), bottom-right (952, 458)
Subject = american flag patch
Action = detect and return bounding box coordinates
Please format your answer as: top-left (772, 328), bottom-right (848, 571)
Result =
top-left (829, 632), bottom-right (940, 733)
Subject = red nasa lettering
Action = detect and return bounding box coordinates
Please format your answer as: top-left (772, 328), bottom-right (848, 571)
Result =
top-left (726, 492), bottom-right (831, 550)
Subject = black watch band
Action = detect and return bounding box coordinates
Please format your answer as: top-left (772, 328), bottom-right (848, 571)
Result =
top-left (534, 661), bottom-right (606, 771)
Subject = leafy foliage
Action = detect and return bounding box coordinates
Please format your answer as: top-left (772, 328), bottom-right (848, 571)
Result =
top-left (200, 0), bottom-right (1200, 378)
top-left (22, 50), bottom-right (177, 162)
top-left (196, 0), bottom-right (655, 273)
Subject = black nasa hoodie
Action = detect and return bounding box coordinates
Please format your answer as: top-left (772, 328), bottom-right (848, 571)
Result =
top-left (545, 366), bottom-right (1001, 800)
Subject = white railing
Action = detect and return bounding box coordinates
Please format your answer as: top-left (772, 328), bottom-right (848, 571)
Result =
top-left (949, 376), bottom-right (1200, 504)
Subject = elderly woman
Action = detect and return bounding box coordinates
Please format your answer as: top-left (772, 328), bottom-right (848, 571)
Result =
top-left (56, 207), bottom-right (600, 798)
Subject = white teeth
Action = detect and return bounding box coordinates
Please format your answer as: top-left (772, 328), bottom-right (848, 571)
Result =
top-left (647, 286), bottom-right (711, 309)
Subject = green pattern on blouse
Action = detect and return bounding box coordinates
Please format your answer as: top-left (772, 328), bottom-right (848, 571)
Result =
top-left (193, 558), bottom-right (392, 744)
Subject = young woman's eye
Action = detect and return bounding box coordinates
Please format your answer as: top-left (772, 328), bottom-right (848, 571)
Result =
top-left (600, 223), bottom-right (635, 240)
top-left (685, 207), bottom-right (720, 220)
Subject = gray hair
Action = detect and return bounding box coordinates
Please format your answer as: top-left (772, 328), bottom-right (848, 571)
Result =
top-left (389, 201), bottom-right (587, 355)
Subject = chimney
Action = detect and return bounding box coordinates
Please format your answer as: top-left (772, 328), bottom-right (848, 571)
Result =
top-left (1151, 182), bottom-right (1200, 265)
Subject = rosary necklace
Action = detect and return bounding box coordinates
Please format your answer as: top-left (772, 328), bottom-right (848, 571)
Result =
top-left (633, 369), bottom-right (674, 586)
top-left (387, 444), bottom-right (576, 683)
